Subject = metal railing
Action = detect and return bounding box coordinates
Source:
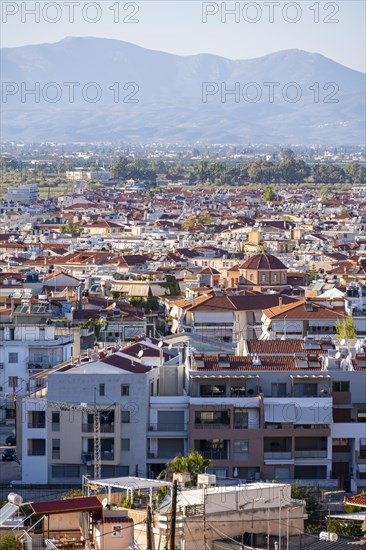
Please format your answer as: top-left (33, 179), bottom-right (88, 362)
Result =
top-left (147, 423), bottom-right (187, 432)
top-left (264, 451), bottom-right (292, 459)
top-left (294, 450), bottom-right (328, 458)
top-left (82, 423), bottom-right (115, 433)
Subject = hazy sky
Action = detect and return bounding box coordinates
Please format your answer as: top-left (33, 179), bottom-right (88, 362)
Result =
top-left (1, 1), bottom-right (365, 72)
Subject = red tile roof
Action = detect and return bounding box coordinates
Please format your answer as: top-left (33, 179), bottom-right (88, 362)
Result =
top-left (240, 253), bottom-right (287, 271)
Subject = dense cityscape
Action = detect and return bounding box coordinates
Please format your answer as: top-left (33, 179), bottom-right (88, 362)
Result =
top-left (1, 2), bottom-right (366, 548)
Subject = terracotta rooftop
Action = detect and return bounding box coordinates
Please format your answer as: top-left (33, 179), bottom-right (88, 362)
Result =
top-left (240, 253), bottom-right (287, 271)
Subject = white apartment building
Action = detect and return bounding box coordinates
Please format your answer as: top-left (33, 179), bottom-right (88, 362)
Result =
top-left (7, 184), bottom-right (39, 204)
top-left (0, 304), bottom-right (73, 417)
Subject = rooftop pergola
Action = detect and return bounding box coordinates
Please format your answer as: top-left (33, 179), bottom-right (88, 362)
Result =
top-left (84, 476), bottom-right (172, 508)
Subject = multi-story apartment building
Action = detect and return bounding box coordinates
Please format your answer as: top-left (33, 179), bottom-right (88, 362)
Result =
top-left (188, 348), bottom-right (366, 492)
top-left (0, 303), bottom-right (73, 417)
top-left (16, 337), bottom-right (366, 493)
top-left (6, 184), bottom-right (39, 204)
top-left (18, 339), bottom-right (189, 484)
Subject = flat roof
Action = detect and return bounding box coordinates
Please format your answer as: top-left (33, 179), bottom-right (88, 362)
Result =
top-left (86, 476), bottom-right (171, 491)
top-left (31, 496), bottom-right (102, 515)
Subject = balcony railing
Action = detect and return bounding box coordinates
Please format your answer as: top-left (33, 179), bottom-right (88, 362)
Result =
top-left (199, 450), bottom-right (229, 460)
top-left (28, 423), bottom-right (46, 429)
top-left (294, 450), bottom-right (328, 458)
top-left (264, 452), bottom-right (292, 460)
top-left (101, 451), bottom-right (114, 460)
top-left (194, 422), bottom-right (230, 429)
top-left (147, 423), bottom-right (187, 432)
top-left (82, 423), bottom-right (115, 433)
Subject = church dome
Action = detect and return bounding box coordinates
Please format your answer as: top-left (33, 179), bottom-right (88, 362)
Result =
top-left (240, 253), bottom-right (287, 271)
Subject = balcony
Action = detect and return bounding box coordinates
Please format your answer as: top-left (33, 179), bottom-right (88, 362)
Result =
top-left (194, 422), bottom-right (231, 430)
top-left (28, 422), bottom-right (46, 429)
top-left (200, 450), bottom-right (229, 460)
top-left (101, 451), bottom-right (114, 461)
top-left (264, 452), bottom-right (292, 460)
top-left (82, 423), bottom-right (115, 433)
top-left (294, 450), bottom-right (328, 458)
top-left (147, 423), bottom-right (187, 433)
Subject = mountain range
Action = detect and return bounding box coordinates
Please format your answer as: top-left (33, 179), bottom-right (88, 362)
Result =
top-left (1, 37), bottom-right (365, 144)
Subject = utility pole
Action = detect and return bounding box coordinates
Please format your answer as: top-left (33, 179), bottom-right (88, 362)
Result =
top-left (169, 480), bottom-right (178, 550)
top-left (146, 505), bottom-right (153, 550)
top-left (203, 485), bottom-right (207, 550)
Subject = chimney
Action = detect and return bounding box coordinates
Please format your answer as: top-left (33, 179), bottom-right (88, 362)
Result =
top-left (279, 297), bottom-right (283, 308)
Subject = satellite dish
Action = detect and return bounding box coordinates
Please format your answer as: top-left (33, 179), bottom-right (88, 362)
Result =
top-left (335, 351), bottom-right (341, 359)
top-left (340, 339), bottom-right (346, 346)
top-left (102, 498), bottom-right (108, 508)
top-left (158, 341), bottom-right (164, 348)
top-left (137, 350), bottom-right (144, 358)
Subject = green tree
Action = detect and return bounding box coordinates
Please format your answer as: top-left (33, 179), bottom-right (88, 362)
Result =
top-left (308, 265), bottom-right (318, 282)
top-left (60, 222), bottom-right (81, 237)
top-left (198, 213), bottom-right (213, 225)
top-left (263, 186), bottom-right (276, 201)
top-left (291, 484), bottom-right (322, 528)
top-left (336, 315), bottom-right (357, 339)
top-left (0, 534), bottom-right (22, 550)
top-left (164, 451), bottom-right (212, 485)
top-left (328, 519), bottom-right (361, 537)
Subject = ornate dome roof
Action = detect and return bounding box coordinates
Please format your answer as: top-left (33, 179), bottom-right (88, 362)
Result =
top-left (240, 253), bottom-right (287, 271)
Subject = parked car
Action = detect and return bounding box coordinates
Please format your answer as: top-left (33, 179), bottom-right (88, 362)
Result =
top-left (2, 448), bottom-right (16, 461)
top-left (6, 434), bottom-right (16, 446)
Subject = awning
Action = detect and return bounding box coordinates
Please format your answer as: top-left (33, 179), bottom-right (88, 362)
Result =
top-left (86, 476), bottom-right (171, 491)
top-left (191, 374), bottom-right (260, 379)
top-left (31, 497), bottom-right (102, 515)
top-left (290, 375), bottom-right (331, 379)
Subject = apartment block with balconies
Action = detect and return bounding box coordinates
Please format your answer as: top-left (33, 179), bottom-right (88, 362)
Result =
top-left (187, 351), bottom-right (366, 490)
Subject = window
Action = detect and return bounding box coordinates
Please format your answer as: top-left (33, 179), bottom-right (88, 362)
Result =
top-left (121, 384), bottom-right (129, 396)
top-left (200, 384), bottom-right (226, 397)
top-left (150, 381), bottom-right (154, 396)
top-left (234, 410), bottom-right (248, 429)
top-left (195, 411), bottom-right (230, 426)
top-left (272, 383), bottom-right (287, 397)
top-left (231, 385), bottom-right (246, 397)
top-left (99, 383), bottom-right (105, 396)
top-left (294, 383), bottom-right (317, 397)
top-left (261, 274), bottom-right (266, 282)
top-left (121, 438), bottom-right (130, 451)
top-left (112, 526), bottom-right (123, 538)
top-left (52, 439), bottom-right (60, 459)
top-left (8, 352), bottom-right (18, 363)
top-left (233, 440), bottom-right (249, 460)
top-left (52, 412), bottom-right (60, 432)
top-left (275, 467), bottom-right (290, 480)
top-left (121, 410), bottom-right (130, 423)
top-left (8, 376), bottom-right (18, 388)
top-left (28, 438), bottom-right (46, 456)
top-left (28, 411), bottom-right (45, 429)
top-left (332, 381), bottom-right (350, 392)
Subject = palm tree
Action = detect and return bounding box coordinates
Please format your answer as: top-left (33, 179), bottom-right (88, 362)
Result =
top-left (160, 451), bottom-right (212, 485)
